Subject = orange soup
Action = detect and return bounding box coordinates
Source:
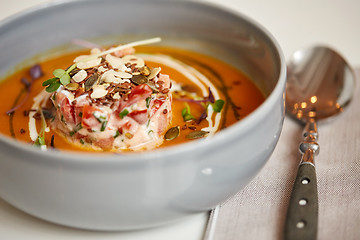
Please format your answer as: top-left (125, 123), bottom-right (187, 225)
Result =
top-left (0, 42), bottom-right (264, 152)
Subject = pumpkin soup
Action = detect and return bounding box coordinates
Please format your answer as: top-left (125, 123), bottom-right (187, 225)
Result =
top-left (0, 38), bottom-right (265, 152)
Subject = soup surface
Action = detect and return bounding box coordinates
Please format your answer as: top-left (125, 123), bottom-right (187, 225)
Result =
top-left (0, 40), bottom-right (264, 152)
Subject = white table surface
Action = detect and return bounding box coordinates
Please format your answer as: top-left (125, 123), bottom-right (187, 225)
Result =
top-left (1, 0), bottom-right (360, 239)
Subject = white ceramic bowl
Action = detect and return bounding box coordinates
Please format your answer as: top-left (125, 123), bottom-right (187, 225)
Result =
top-left (0, 0), bottom-right (286, 230)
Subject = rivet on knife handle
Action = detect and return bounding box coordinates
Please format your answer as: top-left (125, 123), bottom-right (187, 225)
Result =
top-left (284, 119), bottom-right (319, 240)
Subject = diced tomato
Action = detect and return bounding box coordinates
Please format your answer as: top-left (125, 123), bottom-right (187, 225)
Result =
top-left (57, 92), bottom-right (75, 124)
top-left (94, 137), bottom-right (114, 150)
top-left (149, 99), bottom-right (165, 117)
top-left (128, 109), bottom-right (148, 124)
top-left (118, 84), bottom-right (152, 112)
top-left (81, 105), bottom-right (104, 129)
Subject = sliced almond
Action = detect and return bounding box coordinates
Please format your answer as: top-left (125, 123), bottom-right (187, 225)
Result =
top-left (121, 54), bottom-right (145, 68)
top-left (112, 92), bottom-right (121, 99)
top-left (74, 55), bottom-right (89, 63)
top-left (72, 69), bottom-right (88, 83)
top-left (102, 69), bottom-right (131, 84)
top-left (106, 54), bottom-right (126, 70)
top-left (101, 69), bottom-right (118, 83)
top-left (90, 48), bottom-right (101, 54)
top-left (114, 71), bottom-right (132, 79)
top-left (97, 66), bottom-right (109, 73)
top-left (77, 57), bottom-right (102, 69)
top-left (147, 67), bottom-right (161, 80)
top-left (91, 85), bottom-right (108, 99)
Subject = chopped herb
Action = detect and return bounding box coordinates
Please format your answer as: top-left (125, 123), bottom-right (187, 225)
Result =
top-left (145, 97), bottom-right (151, 108)
top-left (78, 112), bottom-right (83, 117)
top-left (93, 112), bottom-right (106, 123)
top-left (181, 103), bottom-right (195, 122)
top-left (100, 121), bottom-right (107, 131)
top-left (211, 99), bottom-right (225, 113)
top-left (69, 123), bottom-right (83, 136)
top-left (114, 130), bottom-right (120, 138)
top-left (119, 109), bottom-right (129, 119)
top-left (80, 139), bottom-right (85, 144)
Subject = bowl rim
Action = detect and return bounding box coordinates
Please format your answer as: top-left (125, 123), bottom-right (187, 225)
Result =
top-left (0, 0), bottom-right (286, 165)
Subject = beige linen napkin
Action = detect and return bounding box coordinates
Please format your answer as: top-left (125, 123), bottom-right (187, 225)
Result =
top-left (210, 70), bottom-right (360, 240)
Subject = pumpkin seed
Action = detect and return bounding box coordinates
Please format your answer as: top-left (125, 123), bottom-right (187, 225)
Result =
top-left (65, 82), bottom-right (79, 91)
top-left (164, 126), bottom-right (180, 141)
top-left (185, 130), bottom-right (209, 139)
top-left (140, 66), bottom-right (151, 76)
top-left (146, 81), bottom-right (159, 93)
top-left (131, 74), bottom-right (148, 85)
top-left (68, 67), bottom-right (81, 77)
top-left (85, 73), bottom-right (99, 91)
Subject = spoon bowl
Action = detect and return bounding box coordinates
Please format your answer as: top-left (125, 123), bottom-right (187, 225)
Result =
top-left (286, 46), bottom-right (355, 123)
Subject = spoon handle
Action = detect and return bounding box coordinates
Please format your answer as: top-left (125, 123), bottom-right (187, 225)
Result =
top-left (284, 155), bottom-right (318, 240)
top-left (284, 119), bottom-right (319, 240)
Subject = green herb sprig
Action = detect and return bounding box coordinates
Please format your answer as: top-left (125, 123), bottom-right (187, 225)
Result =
top-left (33, 108), bottom-right (47, 148)
top-left (42, 64), bottom-right (77, 93)
top-left (181, 103), bottom-right (196, 122)
top-left (211, 99), bottom-right (225, 113)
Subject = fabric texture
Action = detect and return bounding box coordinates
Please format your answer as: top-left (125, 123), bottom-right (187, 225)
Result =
top-left (211, 70), bottom-right (360, 240)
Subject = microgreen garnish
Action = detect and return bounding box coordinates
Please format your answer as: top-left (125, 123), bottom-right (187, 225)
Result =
top-left (176, 87), bottom-right (224, 124)
top-left (211, 99), bottom-right (225, 113)
top-left (33, 108), bottom-right (47, 150)
top-left (119, 109), bottom-right (129, 119)
top-left (181, 103), bottom-right (195, 122)
top-left (42, 64), bottom-right (77, 93)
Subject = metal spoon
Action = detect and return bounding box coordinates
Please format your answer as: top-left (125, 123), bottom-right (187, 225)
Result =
top-left (284, 46), bottom-right (355, 240)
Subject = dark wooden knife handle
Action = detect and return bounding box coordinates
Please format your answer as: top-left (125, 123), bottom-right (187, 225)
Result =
top-left (284, 162), bottom-right (318, 240)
